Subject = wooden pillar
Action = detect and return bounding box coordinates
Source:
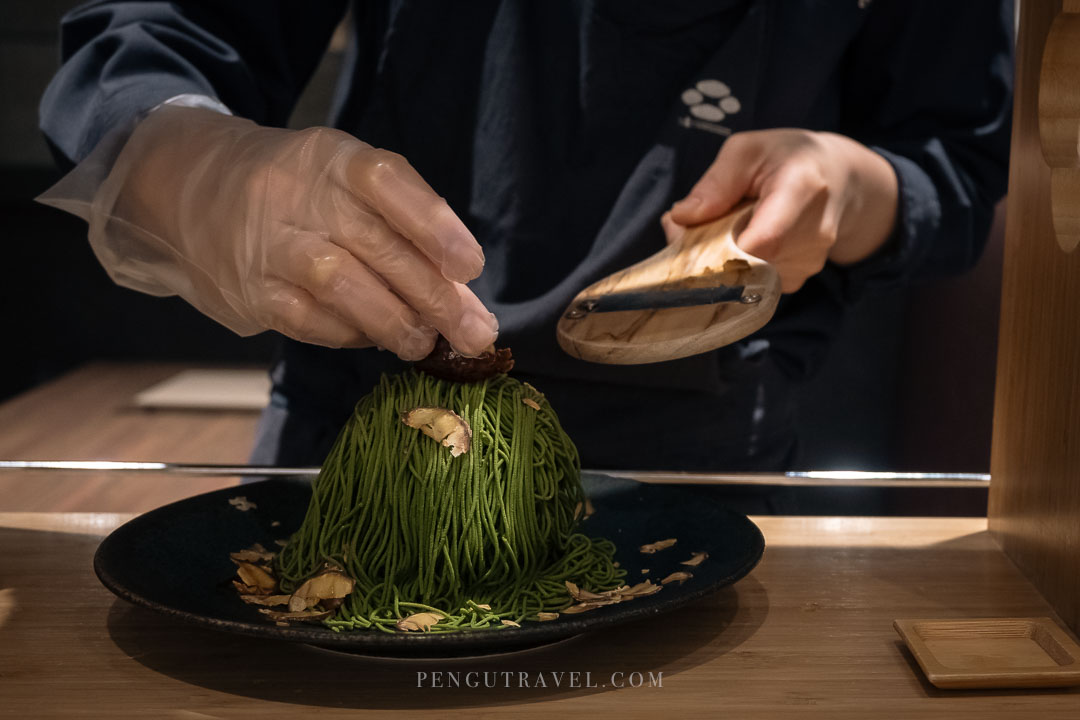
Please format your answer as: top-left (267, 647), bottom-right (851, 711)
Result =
top-left (989, 0), bottom-right (1080, 634)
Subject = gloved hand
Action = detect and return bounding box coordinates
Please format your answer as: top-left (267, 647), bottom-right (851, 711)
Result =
top-left (663, 129), bottom-right (899, 293)
top-left (41, 106), bottom-right (497, 360)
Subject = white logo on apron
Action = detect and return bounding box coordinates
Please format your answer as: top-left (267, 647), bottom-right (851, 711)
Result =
top-left (678, 79), bottom-right (741, 136)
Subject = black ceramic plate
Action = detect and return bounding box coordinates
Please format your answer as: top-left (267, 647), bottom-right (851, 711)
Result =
top-left (95, 473), bottom-right (764, 658)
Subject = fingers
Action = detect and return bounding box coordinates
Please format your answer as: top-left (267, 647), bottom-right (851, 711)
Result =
top-left (660, 211), bottom-right (686, 246)
top-left (668, 129), bottom-right (842, 294)
top-left (267, 229), bottom-right (438, 360)
top-left (329, 208), bottom-right (498, 357)
top-left (253, 280), bottom-right (374, 349)
top-left (669, 132), bottom-right (762, 226)
top-left (433, 284), bottom-right (501, 357)
top-left (737, 168), bottom-right (832, 293)
top-left (342, 147), bottom-right (485, 283)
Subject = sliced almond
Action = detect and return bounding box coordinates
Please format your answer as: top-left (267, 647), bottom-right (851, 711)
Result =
top-left (680, 551), bottom-right (709, 567)
top-left (258, 608), bottom-right (331, 622)
top-left (536, 612), bottom-right (559, 622)
top-left (401, 406), bottom-right (472, 457)
top-left (661, 571), bottom-right (693, 585)
top-left (565, 580), bottom-right (618, 602)
top-left (568, 581), bottom-right (624, 601)
top-left (641, 568), bottom-right (650, 575)
top-left (586, 598), bottom-right (623, 609)
top-left (289, 569), bottom-right (354, 611)
top-left (396, 611), bottom-right (443, 632)
top-left (230, 548), bottom-right (275, 563)
top-left (622, 580), bottom-right (662, 597)
top-left (574, 587), bottom-right (609, 601)
top-left (501, 619), bottom-right (521, 627)
top-left (562, 575), bottom-right (661, 615)
top-left (639, 538), bottom-right (677, 554)
top-left (570, 581), bottom-right (657, 602)
top-left (572, 497), bottom-right (596, 522)
top-left (228, 496), bottom-right (257, 511)
top-left (239, 594), bottom-right (292, 607)
top-left (522, 398), bottom-right (541, 410)
top-left (234, 561), bottom-right (276, 592)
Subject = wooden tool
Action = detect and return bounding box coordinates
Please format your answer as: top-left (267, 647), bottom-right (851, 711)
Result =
top-left (557, 202), bottom-right (780, 364)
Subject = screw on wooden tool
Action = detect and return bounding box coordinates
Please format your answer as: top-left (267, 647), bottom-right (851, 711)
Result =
top-left (564, 300), bottom-right (597, 320)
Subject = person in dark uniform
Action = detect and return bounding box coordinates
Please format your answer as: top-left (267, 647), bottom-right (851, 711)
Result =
top-left (38, 1), bottom-right (1013, 476)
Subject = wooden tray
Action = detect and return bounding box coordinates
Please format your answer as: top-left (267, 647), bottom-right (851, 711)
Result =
top-left (894, 618), bottom-right (1080, 689)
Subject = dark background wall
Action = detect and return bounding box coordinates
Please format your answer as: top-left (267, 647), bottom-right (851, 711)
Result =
top-left (0, 0), bottom-right (339, 401)
top-left (0, 1), bottom-right (1004, 478)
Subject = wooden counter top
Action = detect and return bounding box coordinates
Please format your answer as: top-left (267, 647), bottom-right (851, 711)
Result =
top-left (0, 363), bottom-right (258, 512)
top-left (1, 512), bottom-right (1077, 718)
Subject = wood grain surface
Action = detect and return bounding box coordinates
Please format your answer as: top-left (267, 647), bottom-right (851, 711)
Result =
top-left (1038, 1), bottom-right (1080, 251)
top-left (0, 363), bottom-right (259, 512)
top-left (1, 513), bottom-right (1078, 718)
top-left (989, 0), bottom-right (1080, 636)
top-left (557, 203), bottom-right (780, 364)
top-left (894, 618), bottom-right (1080, 689)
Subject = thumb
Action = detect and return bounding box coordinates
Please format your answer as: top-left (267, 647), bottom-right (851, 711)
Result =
top-left (669, 133), bottom-right (759, 226)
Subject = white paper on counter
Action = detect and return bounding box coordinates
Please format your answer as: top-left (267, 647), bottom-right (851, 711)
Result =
top-left (133, 369), bottom-right (270, 410)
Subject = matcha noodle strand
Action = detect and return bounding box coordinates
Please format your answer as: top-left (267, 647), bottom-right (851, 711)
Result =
top-left (274, 370), bottom-right (625, 632)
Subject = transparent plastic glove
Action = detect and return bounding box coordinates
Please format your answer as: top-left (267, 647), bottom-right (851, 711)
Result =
top-left (38, 106), bottom-right (497, 360)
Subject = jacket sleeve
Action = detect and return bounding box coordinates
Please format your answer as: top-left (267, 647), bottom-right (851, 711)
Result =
top-left (39, 0), bottom-right (348, 166)
top-left (835, 0), bottom-right (1014, 294)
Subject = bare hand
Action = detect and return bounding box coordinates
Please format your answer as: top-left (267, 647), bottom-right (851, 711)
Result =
top-left (665, 129), bottom-right (898, 293)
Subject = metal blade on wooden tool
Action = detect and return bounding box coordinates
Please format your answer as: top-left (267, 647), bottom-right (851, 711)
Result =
top-left (566, 284), bottom-right (748, 317)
